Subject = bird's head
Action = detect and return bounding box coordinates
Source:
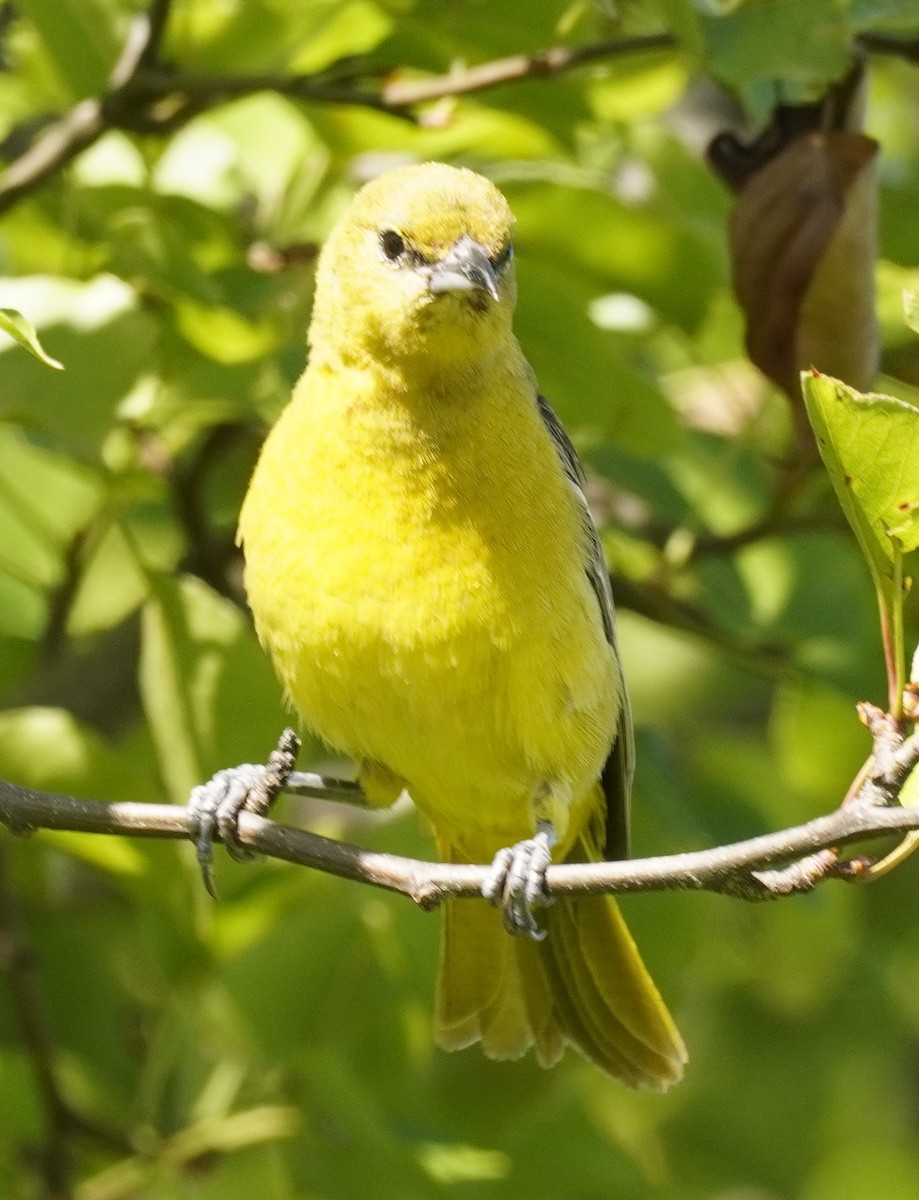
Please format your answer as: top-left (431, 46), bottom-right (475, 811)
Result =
top-left (309, 163), bottom-right (517, 376)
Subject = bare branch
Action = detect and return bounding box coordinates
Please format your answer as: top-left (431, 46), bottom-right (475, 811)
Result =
top-left (379, 33), bottom-right (675, 106)
top-left (1, 14), bottom-right (916, 218)
top-left (0, 31), bottom-right (675, 215)
top-left (0, 0), bottom-right (175, 213)
top-left (0, 98), bottom-right (107, 214)
top-left (3, 724), bottom-right (919, 910)
top-left (125, 65), bottom-right (400, 116)
top-left (109, 0), bottom-right (174, 86)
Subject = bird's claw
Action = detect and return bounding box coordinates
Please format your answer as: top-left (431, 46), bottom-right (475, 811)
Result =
top-left (482, 821), bottom-right (556, 939)
top-left (186, 729), bottom-right (300, 897)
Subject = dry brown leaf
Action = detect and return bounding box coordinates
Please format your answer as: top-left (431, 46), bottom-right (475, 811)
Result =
top-left (728, 130), bottom-right (879, 401)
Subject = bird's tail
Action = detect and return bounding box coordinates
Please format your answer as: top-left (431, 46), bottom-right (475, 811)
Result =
top-left (434, 834), bottom-right (686, 1090)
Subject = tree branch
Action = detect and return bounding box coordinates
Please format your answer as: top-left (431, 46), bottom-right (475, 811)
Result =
top-left (2, 719), bottom-right (918, 909)
top-left (0, 0), bottom-right (174, 212)
top-left (0, 30), bottom-right (677, 214)
top-left (0, 98), bottom-right (107, 214)
top-left (2, 14), bottom-right (918, 219)
top-left (121, 33), bottom-right (676, 120)
top-left (378, 33), bottom-right (675, 106)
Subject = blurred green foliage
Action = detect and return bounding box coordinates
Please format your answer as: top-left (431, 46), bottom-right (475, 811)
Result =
top-left (1, 1), bottom-right (919, 1197)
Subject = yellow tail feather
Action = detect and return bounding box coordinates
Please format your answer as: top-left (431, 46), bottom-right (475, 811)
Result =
top-left (434, 836), bottom-right (686, 1090)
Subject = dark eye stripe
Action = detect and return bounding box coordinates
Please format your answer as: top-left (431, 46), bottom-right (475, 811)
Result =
top-left (490, 243), bottom-right (514, 272)
top-left (379, 229), bottom-right (433, 269)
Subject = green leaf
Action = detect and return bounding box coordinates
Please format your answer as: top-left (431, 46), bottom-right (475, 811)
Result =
top-left (0, 308), bottom-right (64, 369)
top-left (802, 372), bottom-right (919, 580)
top-left (703, 0), bottom-right (852, 95)
top-left (15, 0), bottom-right (119, 97)
top-left (802, 370), bottom-right (919, 711)
top-left (0, 279), bottom-right (157, 456)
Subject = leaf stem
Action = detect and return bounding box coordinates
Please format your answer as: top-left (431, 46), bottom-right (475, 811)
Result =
top-left (880, 543), bottom-right (906, 719)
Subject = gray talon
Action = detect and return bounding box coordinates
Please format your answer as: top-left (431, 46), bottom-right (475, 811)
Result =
top-left (482, 846), bottom-right (514, 904)
top-left (482, 821), bottom-right (557, 940)
top-left (187, 730), bottom-right (300, 896)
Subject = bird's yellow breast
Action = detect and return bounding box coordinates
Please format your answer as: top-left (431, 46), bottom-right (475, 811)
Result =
top-left (239, 353), bottom-right (618, 854)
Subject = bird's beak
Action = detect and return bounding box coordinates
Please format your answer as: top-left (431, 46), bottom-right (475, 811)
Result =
top-left (426, 236), bottom-right (500, 302)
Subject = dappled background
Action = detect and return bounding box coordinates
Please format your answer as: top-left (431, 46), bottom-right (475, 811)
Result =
top-left (2, 1), bottom-right (919, 1197)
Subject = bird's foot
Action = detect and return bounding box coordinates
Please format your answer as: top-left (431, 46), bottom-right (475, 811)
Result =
top-left (187, 729), bottom-right (300, 897)
top-left (482, 820), bottom-right (557, 939)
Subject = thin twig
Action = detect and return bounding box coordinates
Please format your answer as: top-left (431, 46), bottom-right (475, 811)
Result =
top-left (146, 30), bottom-right (919, 112)
top-left (0, 98), bottom-right (107, 213)
top-left (686, 510), bottom-right (846, 561)
top-left (126, 66), bottom-right (399, 114)
top-left (94, 33), bottom-right (677, 111)
top-left (108, 0), bottom-right (173, 86)
top-left (378, 33), bottom-right (675, 106)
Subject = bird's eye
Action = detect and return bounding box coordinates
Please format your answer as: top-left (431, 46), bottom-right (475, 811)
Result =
top-left (491, 243), bottom-right (514, 272)
top-left (380, 230), bottom-right (406, 261)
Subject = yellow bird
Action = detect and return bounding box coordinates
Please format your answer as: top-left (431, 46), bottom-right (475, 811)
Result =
top-left (233, 162), bottom-right (685, 1088)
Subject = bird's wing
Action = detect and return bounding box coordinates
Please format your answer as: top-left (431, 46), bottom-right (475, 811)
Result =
top-left (535, 393), bottom-right (634, 859)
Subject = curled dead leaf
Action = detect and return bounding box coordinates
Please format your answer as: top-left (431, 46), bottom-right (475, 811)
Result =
top-left (727, 130), bottom-right (879, 402)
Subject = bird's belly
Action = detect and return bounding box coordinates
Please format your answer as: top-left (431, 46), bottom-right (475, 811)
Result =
top-left (240, 382), bottom-right (619, 849)
top-left (247, 510), bottom-right (617, 847)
